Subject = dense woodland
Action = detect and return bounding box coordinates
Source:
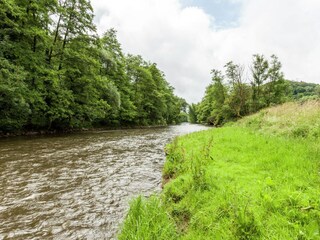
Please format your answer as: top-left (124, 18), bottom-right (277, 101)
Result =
top-left (290, 81), bottom-right (320, 100)
top-left (0, 0), bottom-right (187, 133)
top-left (189, 55), bottom-right (320, 125)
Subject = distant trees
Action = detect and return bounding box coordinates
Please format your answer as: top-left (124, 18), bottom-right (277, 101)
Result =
top-left (197, 70), bottom-right (227, 125)
top-left (0, 0), bottom-right (186, 133)
top-left (316, 85), bottom-right (320, 97)
top-left (124, 55), bottom-right (186, 125)
top-left (188, 104), bottom-right (198, 124)
top-left (194, 54), bottom-right (289, 125)
top-left (290, 81), bottom-right (320, 100)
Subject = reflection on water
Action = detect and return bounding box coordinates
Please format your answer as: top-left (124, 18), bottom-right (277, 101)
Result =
top-left (0, 123), bottom-right (209, 239)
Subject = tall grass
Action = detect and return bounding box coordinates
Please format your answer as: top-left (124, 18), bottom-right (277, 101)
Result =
top-left (118, 196), bottom-right (177, 240)
top-left (236, 99), bottom-right (320, 138)
top-left (119, 100), bottom-right (320, 239)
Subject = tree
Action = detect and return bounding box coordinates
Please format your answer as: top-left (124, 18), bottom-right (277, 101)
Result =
top-left (0, 57), bottom-right (30, 132)
top-left (208, 70), bottom-right (227, 125)
top-left (0, 0), bottom-right (55, 130)
top-left (315, 85), bottom-right (320, 98)
top-left (197, 83), bottom-right (214, 123)
top-left (196, 70), bottom-right (229, 125)
top-left (99, 29), bottom-right (136, 125)
top-left (0, 0), bottom-right (186, 133)
top-left (265, 55), bottom-right (287, 105)
top-left (188, 104), bottom-right (198, 123)
top-left (251, 54), bottom-right (269, 111)
top-left (225, 62), bottom-right (250, 117)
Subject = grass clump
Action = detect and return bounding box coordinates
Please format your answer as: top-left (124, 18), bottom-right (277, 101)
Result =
top-left (163, 137), bottom-right (186, 180)
top-left (118, 196), bottom-right (177, 240)
top-left (119, 100), bottom-right (320, 239)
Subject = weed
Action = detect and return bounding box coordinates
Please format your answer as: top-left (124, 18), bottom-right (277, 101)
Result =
top-left (163, 137), bottom-right (186, 180)
top-left (191, 156), bottom-right (209, 191)
top-left (231, 207), bottom-right (260, 239)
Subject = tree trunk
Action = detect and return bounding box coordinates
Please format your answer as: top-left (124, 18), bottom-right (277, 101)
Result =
top-left (48, 17), bottom-right (61, 64)
top-left (58, 0), bottom-right (75, 70)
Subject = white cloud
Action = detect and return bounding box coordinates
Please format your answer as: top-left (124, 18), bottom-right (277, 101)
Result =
top-left (91, 0), bottom-right (320, 103)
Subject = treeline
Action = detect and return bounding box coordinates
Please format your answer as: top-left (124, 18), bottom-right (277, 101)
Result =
top-left (190, 54), bottom-right (290, 125)
top-left (290, 81), bottom-right (320, 100)
top-left (0, 0), bottom-right (186, 133)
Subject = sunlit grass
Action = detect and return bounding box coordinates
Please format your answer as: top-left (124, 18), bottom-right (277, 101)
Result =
top-left (119, 100), bottom-right (320, 239)
top-left (236, 99), bottom-right (320, 138)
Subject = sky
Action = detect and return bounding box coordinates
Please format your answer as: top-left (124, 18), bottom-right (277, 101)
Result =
top-left (91, 0), bottom-right (320, 103)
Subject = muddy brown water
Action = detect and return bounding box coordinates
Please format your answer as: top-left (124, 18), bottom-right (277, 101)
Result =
top-left (0, 123), bottom-right (209, 240)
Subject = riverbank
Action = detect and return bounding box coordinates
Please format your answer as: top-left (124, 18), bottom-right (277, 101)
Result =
top-left (0, 124), bottom-right (174, 138)
top-left (119, 100), bottom-right (320, 239)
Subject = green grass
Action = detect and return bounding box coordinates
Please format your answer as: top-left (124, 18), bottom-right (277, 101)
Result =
top-left (236, 100), bottom-right (320, 139)
top-left (119, 196), bottom-right (177, 240)
top-left (119, 100), bottom-right (320, 239)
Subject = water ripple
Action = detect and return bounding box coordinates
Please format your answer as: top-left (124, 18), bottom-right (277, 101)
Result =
top-left (0, 124), bottom-right (209, 239)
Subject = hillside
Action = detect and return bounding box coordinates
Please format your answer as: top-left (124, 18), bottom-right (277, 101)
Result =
top-left (289, 81), bottom-right (320, 100)
top-left (119, 100), bottom-right (320, 239)
top-left (236, 99), bottom-right (320, 138)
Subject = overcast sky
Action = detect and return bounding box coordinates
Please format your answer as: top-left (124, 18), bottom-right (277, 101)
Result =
top-left (91, 0), bottom-right (320, 103)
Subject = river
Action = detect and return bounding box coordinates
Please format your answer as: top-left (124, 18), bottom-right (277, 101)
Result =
top-left (0, 123), bottom-right (209, 240)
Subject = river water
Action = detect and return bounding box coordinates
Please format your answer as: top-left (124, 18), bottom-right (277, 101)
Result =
top-left (0, 123), bottom-right (208, 240)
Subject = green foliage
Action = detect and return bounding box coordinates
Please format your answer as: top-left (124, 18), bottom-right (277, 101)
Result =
top-left (188, 104), bottom-right (198, 123)
top-left (126, 55), bottom-right (185, 126)
top-left (98, 29), bottom-right (137, 124)
top-left (0, 1), bottom-right (185, 133)
top-left (197, 69), bottom-right (230, 125)
top-left (290, 81), bottom-right (320, 100)
top-left (251, 54), bottom-right (269, 111)
top-left (0, 57), bottom-right (30, 132)
top-left (195, 54), bottom-right (289, 126)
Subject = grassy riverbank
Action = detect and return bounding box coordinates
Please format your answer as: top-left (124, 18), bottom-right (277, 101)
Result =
top-left (119, 100), bottom-right (320, 239)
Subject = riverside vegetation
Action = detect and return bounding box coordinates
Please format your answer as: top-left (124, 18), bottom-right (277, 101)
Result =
top-left (119, 100), bottom-right (320, 239)
top-left (4, 1), bottom-right (319, 135)
top-left (188, 55), bottom-right (320, 126)
top-left (0, 0), bottom-right (187, 134)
